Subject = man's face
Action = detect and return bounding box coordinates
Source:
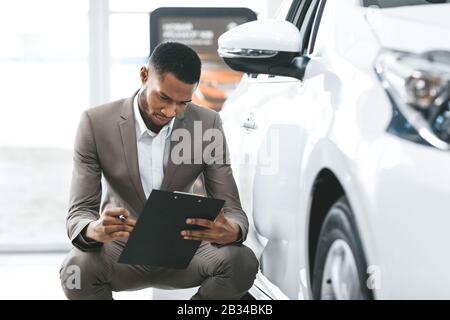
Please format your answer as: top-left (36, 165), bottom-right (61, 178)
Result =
top-left (139, 67), bottom-right (197, 127)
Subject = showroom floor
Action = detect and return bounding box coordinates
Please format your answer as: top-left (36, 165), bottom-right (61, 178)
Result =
top-left (0, 253), bottom-right (197, 300)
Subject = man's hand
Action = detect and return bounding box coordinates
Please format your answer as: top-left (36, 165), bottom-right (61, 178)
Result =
top-left (85, 208), bottom-right (136, 243)
top-left (181, 210), bottom-right (240, 245)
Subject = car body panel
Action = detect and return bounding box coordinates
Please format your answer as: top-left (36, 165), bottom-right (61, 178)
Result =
top-left (365, 4), bottom-right (450, 53)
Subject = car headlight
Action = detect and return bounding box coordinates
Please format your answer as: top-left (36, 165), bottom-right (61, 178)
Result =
top-left (375, 49), bottom-right (450, 151)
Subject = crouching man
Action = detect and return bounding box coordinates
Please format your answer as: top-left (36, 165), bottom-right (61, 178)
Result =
top-left (59, 42), bottom-right (259, 300)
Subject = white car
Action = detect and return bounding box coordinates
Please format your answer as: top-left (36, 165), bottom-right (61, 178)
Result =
top-left (217, 0), bottom-right (450, 299)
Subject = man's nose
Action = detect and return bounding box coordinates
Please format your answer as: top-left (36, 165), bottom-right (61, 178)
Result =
top-left (161, 102), bottom-right (177, 118)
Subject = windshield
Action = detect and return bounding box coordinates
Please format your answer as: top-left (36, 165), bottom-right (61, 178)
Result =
top-left (363, 0), bottom-right (450, 8)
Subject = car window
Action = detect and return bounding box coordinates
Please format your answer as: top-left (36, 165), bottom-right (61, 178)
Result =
top-left (291, 0), bottom-right (325, 55)
top-left (308, 0), bottom-right (327, 54)
top-left (285, 0), bottom-right (301, 22)
top-left (298, 0), bottom-right (319, 53)
top-left (291, 0), bottom-right (309, 26)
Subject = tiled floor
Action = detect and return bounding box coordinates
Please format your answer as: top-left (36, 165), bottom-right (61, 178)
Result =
top-left (0, 253), bottom-right (197, 300)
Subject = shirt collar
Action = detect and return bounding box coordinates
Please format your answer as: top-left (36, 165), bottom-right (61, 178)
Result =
top-left (133, 93), bottom-right (175, 139)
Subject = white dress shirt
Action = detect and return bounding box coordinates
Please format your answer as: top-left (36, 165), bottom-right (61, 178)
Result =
top-left (133, 94), bottom-right (174, 199)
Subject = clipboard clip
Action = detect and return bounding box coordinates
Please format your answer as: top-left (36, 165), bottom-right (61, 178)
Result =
top-left (173, 191), bottom-right (207, 203)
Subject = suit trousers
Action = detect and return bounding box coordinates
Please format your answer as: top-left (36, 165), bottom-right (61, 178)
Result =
top-left (59, 240), bottom-right (259, 300)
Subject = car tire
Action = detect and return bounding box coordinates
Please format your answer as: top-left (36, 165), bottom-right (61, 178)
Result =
top-left (312, 196), bottom-right (374, 300)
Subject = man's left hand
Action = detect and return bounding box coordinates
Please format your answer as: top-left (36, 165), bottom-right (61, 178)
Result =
top-left (181, 210), bottom-right (240, 245)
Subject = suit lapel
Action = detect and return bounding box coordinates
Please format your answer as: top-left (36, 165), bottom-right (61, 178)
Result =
top-left (119, 93), bottom-right (147, 205)
top-left (160, 106), bottom-right (188, 191)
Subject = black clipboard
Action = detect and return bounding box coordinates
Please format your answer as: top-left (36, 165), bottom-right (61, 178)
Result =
top-left (118, 189), bottom-right (225, 269)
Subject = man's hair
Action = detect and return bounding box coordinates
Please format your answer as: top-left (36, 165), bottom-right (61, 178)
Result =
top-left (149, 42), bottom-right (202, 84)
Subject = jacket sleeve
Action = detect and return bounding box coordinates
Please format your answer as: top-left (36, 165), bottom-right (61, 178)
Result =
top-left (203, 113), bottom-right (249, 244)
top-left (66, 111), bottom-right (103, 251)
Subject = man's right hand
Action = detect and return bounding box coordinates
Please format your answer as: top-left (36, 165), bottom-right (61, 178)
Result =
top-left (84, 208), bottom-right (136, 243)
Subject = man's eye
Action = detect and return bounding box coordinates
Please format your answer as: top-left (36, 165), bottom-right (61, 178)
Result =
top-left (160, 95), bottom-right (170, 101)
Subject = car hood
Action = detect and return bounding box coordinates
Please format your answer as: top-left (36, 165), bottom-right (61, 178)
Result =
top-left (366, 4), bottom-right (450, 53)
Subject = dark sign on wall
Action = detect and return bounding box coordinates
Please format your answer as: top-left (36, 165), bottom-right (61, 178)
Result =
top-left (150, 7), bottom-right (257, 110)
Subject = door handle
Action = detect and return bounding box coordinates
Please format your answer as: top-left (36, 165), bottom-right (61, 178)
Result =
top-left (241, 113), bottom-right (258, 130)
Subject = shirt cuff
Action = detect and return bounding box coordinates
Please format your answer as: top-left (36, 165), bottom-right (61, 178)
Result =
top-left (234, 225), bottom-right (243, 244)
top-left (211, 220), bottom-right (244, 247)
top-left (226, 218), bottom-right (245, 244)
top-left (72, 225), bottom-right (103, 252)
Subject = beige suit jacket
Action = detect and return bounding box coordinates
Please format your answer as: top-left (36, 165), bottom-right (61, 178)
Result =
top-left (67, 92), bottom-right (248, 250)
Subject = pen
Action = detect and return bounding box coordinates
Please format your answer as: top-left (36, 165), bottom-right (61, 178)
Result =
top-left (118, 214), bottom-right (127, 223)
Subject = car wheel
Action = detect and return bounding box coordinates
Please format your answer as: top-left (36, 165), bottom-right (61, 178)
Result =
top-left (312, 196), bottom-right (373, 300)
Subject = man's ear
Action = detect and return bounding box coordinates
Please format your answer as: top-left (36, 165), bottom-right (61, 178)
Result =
top-left (140, 66), bottom-right (149, 84)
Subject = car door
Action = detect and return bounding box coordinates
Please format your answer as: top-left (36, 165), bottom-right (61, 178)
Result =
top-left (220, 0), bottom-right (328, 298)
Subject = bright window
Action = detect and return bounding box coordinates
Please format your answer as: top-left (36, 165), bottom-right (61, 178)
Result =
top-left (110, 13), bottom-right (149, 101)
top-left (0, 0), bottom-right (89, 249)
top-left (108, 0), bottom-right (263, 102)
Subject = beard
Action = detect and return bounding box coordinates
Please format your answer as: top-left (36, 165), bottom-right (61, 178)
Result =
top-left (137, 88), bottom-right (170, 132)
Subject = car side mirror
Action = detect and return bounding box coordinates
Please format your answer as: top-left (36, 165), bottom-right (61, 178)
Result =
top-left (218, 20), bottom-right (308, 80)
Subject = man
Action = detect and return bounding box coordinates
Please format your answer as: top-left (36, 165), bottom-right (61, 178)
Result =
top-left (59, 42), bottom-right (259, 300)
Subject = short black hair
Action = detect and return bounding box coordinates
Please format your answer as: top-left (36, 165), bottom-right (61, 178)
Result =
top-left (149, 42), bottom-right (202, 84)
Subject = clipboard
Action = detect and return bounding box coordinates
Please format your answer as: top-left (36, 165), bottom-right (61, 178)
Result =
top-left (118, 189), bottom-right (225, 269)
